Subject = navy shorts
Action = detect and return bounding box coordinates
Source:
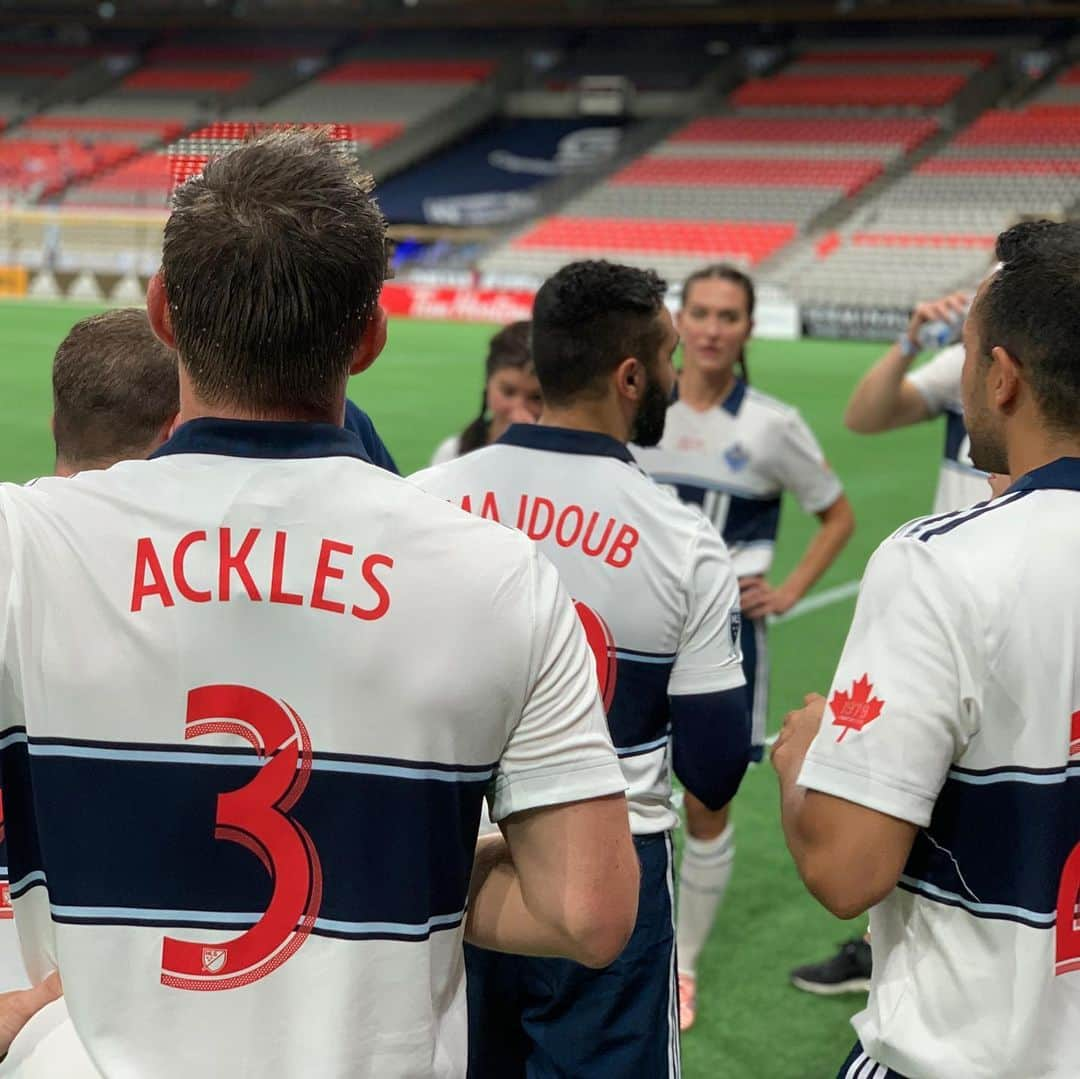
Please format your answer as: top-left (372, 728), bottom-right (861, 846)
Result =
top-left (838, 1041), bottom-right (908, 1078)
top-left (466, 833), bottom-right (679, 1079)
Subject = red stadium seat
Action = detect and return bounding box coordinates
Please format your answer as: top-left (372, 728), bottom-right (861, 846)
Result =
top-left (512, 218), bottom-right (796, 263)
top-left (121, 68), bottom-right (253, 92)
top-left (611, 157), bottom-right (883, 196)
top-left (671, 116), bottom-right (937, 151)
top-left (732, 73), bottom-right (966, 108)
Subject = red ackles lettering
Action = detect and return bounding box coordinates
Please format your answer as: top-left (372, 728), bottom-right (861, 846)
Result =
top-left (131, 537), bottom-right (175, 612)
top-left (219, 528), bottom-right (262, 602)
top-left (173, 531), bottom-right (211, 603)
top-left (269, 531), bottom-right (304, 606)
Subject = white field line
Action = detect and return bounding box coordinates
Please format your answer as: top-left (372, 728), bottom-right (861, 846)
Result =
top-left (770, 578), bottom-right (861, 625)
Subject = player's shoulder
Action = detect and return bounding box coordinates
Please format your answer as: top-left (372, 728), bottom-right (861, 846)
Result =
top-left (880, 490), bottom-right (1031, 568)
top-left (742, 385), bottom-right (800, 423)
top-left (428, 434), bottom-right (462, 468)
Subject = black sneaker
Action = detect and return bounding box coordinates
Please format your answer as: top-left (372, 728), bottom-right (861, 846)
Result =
top-left (789, 938), bottom-right (872, 995)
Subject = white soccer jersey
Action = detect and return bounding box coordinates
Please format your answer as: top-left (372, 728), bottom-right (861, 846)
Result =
top-left (0, 419), bottom-right (625, 1079)
top-left (411, 424), bottom-right (746, 836)
top-left (798, 459), bottom-right (1080, 1079)
top-left (908, 344), bottom-right (990, 514)
top-left (633, 381), bottom-right (843, 579)
top-left (429, 434), bottom-right (462, 467)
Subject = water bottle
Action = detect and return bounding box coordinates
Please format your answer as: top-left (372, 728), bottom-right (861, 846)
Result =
top-left (916, 303), bottom-right (970, 351)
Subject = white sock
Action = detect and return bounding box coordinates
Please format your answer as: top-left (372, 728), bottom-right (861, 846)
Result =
top-left (677, 824), bottom-right (734, 978)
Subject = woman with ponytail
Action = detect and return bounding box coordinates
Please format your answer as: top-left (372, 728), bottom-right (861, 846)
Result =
top-left (429, 321), bottom-right (542, 465)
top-left (635, 264), bottom-right (855, 1033)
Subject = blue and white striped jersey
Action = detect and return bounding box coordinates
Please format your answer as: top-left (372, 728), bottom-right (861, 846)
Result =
top-left (411, 424), bottom-right (747, 836)
top-left (908, 344), bottom-right (989, 514)
top-left (799, 458), bottom-right (1080, 1079)
top-left (633, 381), bottom-right (843, 579)
top-left (0, 418), bottom-right (624, 1078)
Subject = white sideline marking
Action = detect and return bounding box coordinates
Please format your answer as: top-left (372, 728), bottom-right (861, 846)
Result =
top-left (770, 579), bottom-right (861, 624)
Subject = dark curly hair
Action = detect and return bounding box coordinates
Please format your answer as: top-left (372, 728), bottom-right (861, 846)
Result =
top-left (978, 219), bottom-right (1080, 434)
top-left (531, 260), bottom-right (668, 406)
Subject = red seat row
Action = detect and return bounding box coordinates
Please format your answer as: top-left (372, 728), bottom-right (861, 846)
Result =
top-left (955, 108), bottom-right (1080, 145)
top-left (183, 120), bottom-right (404, 147)
top-left (732, 73), bottom-right (966, 108)
top-left (81, 152), bottom-right (207, 192)
top-left (851, 232), bottom-right (996, 249)
top-left (121, 68), bottom-right (253, 93)
top-left (671, 116), bottom-right (937, 150)
top-left (0, 139), bottom-right (138, 195)
top-left (513, 217), bottom-right (797, 262)
top-left (612, 156), bottom-right (883, 195)
top-left (319, 59), bottom-right (494, 85)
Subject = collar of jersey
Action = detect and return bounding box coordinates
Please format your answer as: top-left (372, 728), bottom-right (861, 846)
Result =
top-left (150, 418), bottom-right (373, 463)
top-left (672, 376), bottom-right (747, 415)
top-left (497, 423), bottom-right (635, 463)
top-left (1007, 456), bottom-right (1080, 494)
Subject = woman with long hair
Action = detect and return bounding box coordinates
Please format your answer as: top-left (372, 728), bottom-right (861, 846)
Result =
top-left (430, 321), bottom-right (542, 464)
top-left (635, 264), bottom-right (855, 1032)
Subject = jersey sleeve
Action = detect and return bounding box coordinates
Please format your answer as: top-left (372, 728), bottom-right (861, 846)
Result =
top-left (429, 436), bottom-right (461, 468)
top-left (797, 537), bottom-right (979, 827)
top-left (489, 548), bottom-right (627, 822)
top-left (668, 520), bottom-right (746, 697)
top-left (907, 343), bottom-right (965, 418)
top-left (769, 410), bottom-right (844, 515)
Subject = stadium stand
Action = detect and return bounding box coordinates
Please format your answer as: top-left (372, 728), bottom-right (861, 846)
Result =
top-left (479, 46), bottom-right (967, 285)
top-left (770, 56), bottom-right (1080, 310)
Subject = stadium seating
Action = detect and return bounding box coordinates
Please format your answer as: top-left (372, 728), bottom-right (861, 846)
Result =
top-left (480, 46), bottom-right (972, 287)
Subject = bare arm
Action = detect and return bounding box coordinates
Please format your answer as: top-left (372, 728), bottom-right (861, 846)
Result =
top-left (843, 341), bottom-right (931, 434)
top-left (465, 793), bottom-right (639, 969)
top-left (843, 291), bottom-right (969, 434)
top-left (741, 494), bottom-right (855, 619)
top-left (772, 696), bottom-right (918, 919)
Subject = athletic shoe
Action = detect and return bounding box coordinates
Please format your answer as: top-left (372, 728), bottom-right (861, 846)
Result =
top-left (678, 972), bottom-right (697, 1032)
top-left (789, 938), bottom-right (872, 995)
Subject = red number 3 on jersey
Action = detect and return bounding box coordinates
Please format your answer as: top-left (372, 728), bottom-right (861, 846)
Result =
top-left (161, 685), bottom-right (323, 991)
top-left (573, 601), bottom-right (617, 714)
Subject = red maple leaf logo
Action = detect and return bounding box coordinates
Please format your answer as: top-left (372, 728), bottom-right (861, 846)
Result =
top-left (830, 674), bottom-right (885, 742)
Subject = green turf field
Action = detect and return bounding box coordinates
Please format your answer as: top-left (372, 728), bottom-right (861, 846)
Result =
top-left (0, 300), bottom-right (946, 1078)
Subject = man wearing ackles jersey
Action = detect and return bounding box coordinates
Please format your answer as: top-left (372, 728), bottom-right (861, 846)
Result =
top-left (412, 261), bottom-right (750, 1078)
top-left (0, 131), bottom-right (638, 1078)
top-left (633, 264), bottom-right (854, 1030)
top-left (775, 219), bottom-right (1080, 1079)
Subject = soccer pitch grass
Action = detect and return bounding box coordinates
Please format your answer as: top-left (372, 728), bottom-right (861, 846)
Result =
top-left (1, 300), bottom-right (944, 1078)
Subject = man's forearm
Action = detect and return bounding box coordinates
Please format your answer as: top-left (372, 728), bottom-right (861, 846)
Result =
top-left (465, 835), bottom-right (603, 963)
top-left (779, 502), bottom-right (854, 605)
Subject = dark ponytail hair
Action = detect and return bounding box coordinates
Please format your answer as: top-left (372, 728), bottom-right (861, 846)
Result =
top-left (680, 263), bottom-right (756, 384)
top-left (458, 320), bottom-right (534, 454)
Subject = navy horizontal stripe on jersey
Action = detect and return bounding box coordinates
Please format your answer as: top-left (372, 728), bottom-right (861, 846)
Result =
top-left (899, 767), bottom-right (1080, 928)
top-left (1, 734), bottom-right (488, 942)
top-left (673, 483), bottom-right (781, 548)
top-left (607, 655), bottom-right (676, 754)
